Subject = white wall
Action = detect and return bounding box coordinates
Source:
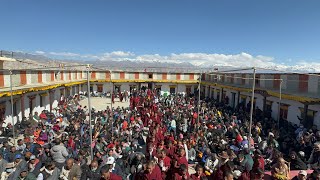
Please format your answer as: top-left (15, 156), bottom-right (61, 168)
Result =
top-left (255, 94), bottom-right (264, 111)
top-left (280, 75), bottom-right (287, 90)
top-left (314, 111), bottom-right (320, 129)
top-left (268, 96), bottom-right (305, 125)
top-left (308, 76), bottom-right (319, 93)
top-left (3, 73), bottom-right (10, 87)
top-left (52, 89), bottom-right (60, 109)
top-left (93, 84), bottom-right (97, 92)
top-left (154, 83), bottom-right (170, 92)
top-left (103, 83), bottom-right (112, 92)
top-left (177, 84), bottom-right (187, 93)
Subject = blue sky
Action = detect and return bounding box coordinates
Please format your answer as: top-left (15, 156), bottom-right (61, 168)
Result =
top-left (0, 0), bottom-right (320, 69)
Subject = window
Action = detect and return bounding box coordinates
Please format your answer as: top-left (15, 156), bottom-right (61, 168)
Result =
top-left (97, 85), bottom-right (103, 92)
top-left (40, 96), bottom-right (43, 107)
top-left (186, 86), bottom-right (191, 96)
top-left (0, 105), bottom-right (5, 120)
top-left (240, 95), bottom-right (247, 104)
top-left (280, 104), bottom-right (289, 120)
top-left (266, 100), bottom-right (273, 111)
top-left (148, 74), bottom-right (153, 79)
top-left (299, 108), bottom-right (316, 122)
top-left (216, 90), bottom-right (220, 101)
top-left (194, 86), bottom-right (198, 93)
top-left (13, 101), bottom-right (17, 116)
top-left (255, 78), bottom-right (260, 86)
top-left (170, 87), bottom-right (176, 94)
top-left (115, 85), bottom-right (121, 93)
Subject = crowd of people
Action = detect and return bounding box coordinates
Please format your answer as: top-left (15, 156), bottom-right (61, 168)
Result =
top-left (0, 88), bottom-right (320, 180)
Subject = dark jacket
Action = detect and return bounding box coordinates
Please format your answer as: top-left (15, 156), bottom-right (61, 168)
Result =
top-left (290, 157), bottom-right (307, 170)
top-left (80, 168), bottom-right (101, 180)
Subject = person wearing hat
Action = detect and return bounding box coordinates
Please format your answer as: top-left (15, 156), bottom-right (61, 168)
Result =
top-left (10, 154), bottom-right (27, 180)
top-left (292, 170), bottom-right (308, 180)
top-left (28, 155), bottom-right (42, 177)
top-left (103, 156), bottom-right (123, 178)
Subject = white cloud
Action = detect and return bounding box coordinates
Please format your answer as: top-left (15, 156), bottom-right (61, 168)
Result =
top-left (33, 50), bottom-right (320, 72)
top-left (100, 51), bottom-right (135, 61)
top-left (35, 51), bottom-right (45, 54)
top-left (49, 52), bottom-right (80, 57)
top-left (109, 51), bottom-right (135, 57)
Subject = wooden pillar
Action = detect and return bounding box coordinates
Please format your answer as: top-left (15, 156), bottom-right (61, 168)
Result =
top-left (303, 104), bottom-right (309, 128)
top-left (237, 91), bottom-right (240, 105)
top-left (263, 96), bottom-right (267, 112)
top-left (77, 84), bottom-right (80, 101)
top-left (220, 88), bottom-right (224, 102)
top-left (20, 94), bottom-right (25, 118)
top-left (49, 90), bottom-right (53, 112)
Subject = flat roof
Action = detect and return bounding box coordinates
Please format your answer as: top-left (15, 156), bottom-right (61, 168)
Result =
top-left (0, 57), bottom-right (16, 62)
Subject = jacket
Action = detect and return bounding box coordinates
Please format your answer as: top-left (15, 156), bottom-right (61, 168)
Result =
top-left (290, 157), bottom-right (307, 170)
top-left (37, 167), bottom-right (60, 180)
top-left (50, 144), bottom-right (69, 163)
top-left (0, 159), bottom-right (8, 174)
top-left (60, 164), bottom-right (82, 180)
top-left (80, 168), bottom-right (101, 180)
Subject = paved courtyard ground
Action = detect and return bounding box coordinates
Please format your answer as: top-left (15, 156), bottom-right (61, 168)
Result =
top-left (79, 97), bottom-right (130, 110)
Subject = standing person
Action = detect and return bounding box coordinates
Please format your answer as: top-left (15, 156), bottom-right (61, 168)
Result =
top-left (119, 93), bottom-right (123, 102)
top-left (112, 93), bottom-right (115, 104)
top-left (124, 90), bottom-right (128, 102)
top-left (170, 119), bottom-right (177, 136)
top-left (50, 138), bottom-right (69, 169)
